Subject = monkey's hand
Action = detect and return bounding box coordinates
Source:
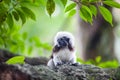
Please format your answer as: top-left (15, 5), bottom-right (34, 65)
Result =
top-left (56, 62), bottom-right (63, 66)
top-left (66, 61), bottom-right (80, 66)
top-left (66, 57), bottom-right (80, 66)
top-left (71, 62), bottom-right (80, 66)
top-left (53, 56), bottom-right (63, 66)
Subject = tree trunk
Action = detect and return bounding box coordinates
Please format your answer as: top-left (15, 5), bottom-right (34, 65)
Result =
top-left (76, 6), bottom-right (116, 61)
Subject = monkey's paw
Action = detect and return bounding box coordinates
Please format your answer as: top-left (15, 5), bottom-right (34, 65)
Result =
top-left (56, 62), bottom-right (63, 66)
top-left (71, 62), bottom-right (80, 66)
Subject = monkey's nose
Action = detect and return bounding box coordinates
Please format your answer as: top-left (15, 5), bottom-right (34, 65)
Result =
top-left (57, 39), bottom-right (67, 47)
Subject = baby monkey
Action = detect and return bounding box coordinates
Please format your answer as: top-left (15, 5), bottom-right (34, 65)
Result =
top-left (47, 31), bottom-right (77, 69)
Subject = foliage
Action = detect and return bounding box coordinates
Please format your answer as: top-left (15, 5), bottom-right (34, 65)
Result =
top-left (77, 56), bottom-right (119, 68)
top-left (0, 0), bottom-right (52, 56)
top-left (0, 23), bottom-right (52, 56)
top-left (0, 0), bottom-right (120, 56)
top-left (1, 0), bottom-right (120, 28)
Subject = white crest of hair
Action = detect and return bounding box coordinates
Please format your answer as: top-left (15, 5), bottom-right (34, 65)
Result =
top-left (54, 31), bottom-right (75, 47)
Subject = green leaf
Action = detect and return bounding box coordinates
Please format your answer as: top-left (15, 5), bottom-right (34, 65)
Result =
top-left (41, 43), bottom-right (52, 50)
top-left (99, 6), bottom-right (113, 26)
top-left (12, 11), bottom-right (19, 21)
top-left (98, 60), bottom-right (119, 68)
top-left (79, 5), bottom-right (93, 23)
top-left (21, 7), bottom-right (36, 20)
top-left (31, 0), bottom-right (45, 6)
top-left (79, 9), bottom-right (87, 22)
top-left (81, 0), bottom-right (89, 3)
top-left (16, 9), bottom-right (26, 25)
top-left (103, 1), bottom-right (120, 8)
top-left (89, 0), bottom-right (97, 2)
top-left (22, 32), bottom-right (27, 40)
top-left (4, 0), bottom-right (11, 5)
top-left (68, 9), bottom-right (76, 17)
top-left (95, 56), bottom-right (101, 63)
top-left (6, 56), bottom-right (25, 64)
top-left (28, 46), bottom-right (33, 55)
top-left (65, 3), bottom-right (76, 12)
top-left (89, 5), bottom-right (97, 16)
top-left (61, 0), bottom-right (67, 7)
top-left (46, 0), bottom-right (55, 16)
top-left (77, 58), bottom-right (85, 63)
top-left (32, 36), bottom-right (42, 47)
top-left (6, 13), bottom-right (14, 28)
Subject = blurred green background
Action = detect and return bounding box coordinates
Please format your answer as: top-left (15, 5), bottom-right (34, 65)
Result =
top-left (0, 0), bottom-right (120, 68)
top-left (0, 0), bottom-right (76, 57)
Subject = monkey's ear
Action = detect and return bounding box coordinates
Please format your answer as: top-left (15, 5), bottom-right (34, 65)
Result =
top-left (53, 45), bottom-right (60, 53)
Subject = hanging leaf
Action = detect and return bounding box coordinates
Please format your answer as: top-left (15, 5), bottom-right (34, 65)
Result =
top-left (16, 9), bottom-right (26, 25)
top-left (6, 56), bottom-right (25, 64)
top-left (12, 11), bottom-right (19, 21)
top-left (79, 5), bottom-right (93, 23)
top-left (61, 0), bottom-right (67, 7)
top-left (89, 5), bottom-right (97, 17)
top-left (6, 13), bottom-right (14, 28)
top-left (99, 6), bottom-right (113, 26)
top-left (65, 3), bottom-right (76, 12)
top-left (46, 0), bottom-right (55, 16)
top-left (103, 1), bottom-right (120, 8)
top-left (21, 7), bottom-right (36, 20)
top-left (68, 9), bottom-right (76, 17)
top-left (79, 9), bottom-right (87, 22)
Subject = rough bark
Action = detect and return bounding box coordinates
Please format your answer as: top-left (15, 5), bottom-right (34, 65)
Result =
top-left (0, 49), bottom-right (120, 80)
top-left (0, 63), bottom-right (120, 80)
top-left (0, 49), bottom-right (49, 65)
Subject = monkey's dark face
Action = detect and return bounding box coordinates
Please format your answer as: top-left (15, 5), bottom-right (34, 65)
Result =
top-left (53, 32), bottom-right (75, 52)
top-left (57, 36), bottom-right (70, 48)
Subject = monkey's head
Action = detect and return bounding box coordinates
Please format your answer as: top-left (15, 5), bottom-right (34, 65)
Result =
top-left (54, 31), bottom-right (75, 48)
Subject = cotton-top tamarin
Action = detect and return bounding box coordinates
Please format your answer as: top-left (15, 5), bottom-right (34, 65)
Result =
top-left (47, 31), bottom-right (76, 69)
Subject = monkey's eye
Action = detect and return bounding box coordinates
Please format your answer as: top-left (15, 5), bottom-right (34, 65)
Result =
top-left (63, 36), bottom-right (69, 42)
top-left (57, 38), bottom-right (64, 42)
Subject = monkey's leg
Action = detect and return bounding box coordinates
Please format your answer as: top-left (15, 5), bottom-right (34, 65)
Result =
top-left (47, 59), bottom-right (55, 69)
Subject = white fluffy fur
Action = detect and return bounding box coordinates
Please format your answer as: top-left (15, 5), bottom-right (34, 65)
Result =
top-left (54, 31), bottom-right (75, 47)
top-left (47, 31), bottom-right (76, 68)
top-left (53, 48), bottom-right (76, 66)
